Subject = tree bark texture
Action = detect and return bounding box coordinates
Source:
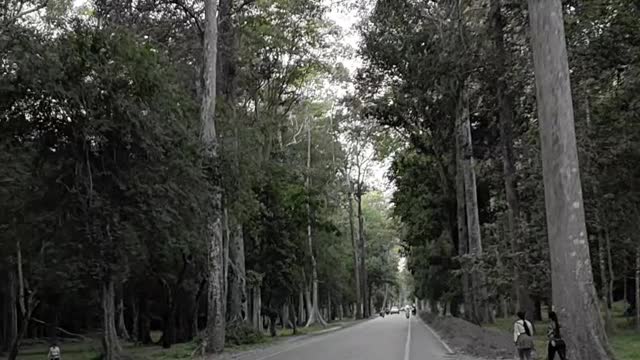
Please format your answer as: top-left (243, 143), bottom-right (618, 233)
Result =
top-left (347, 177), bottom-right (362, 319)
top-left (636, 245), bottom-right (640, 331)
top-left (8, 239), bottom-right (39, 360)
top-left (598, 234), bottom-right (612, 332)
top-left (2, 269), bottom-right (17, 353)
top-left (201, 0), bottom-right (225, 353)
top-left (458, 84), bottom-right (488, 324)
top-left (455, 103), bottom-right (472, 321)
top-left (304, 285), bottom-right (312, 323)
top-left (223, 209), bottom-right (230, 305)
top-left (130, 294), bottom-right (139, 343)
top-left (605, 230), bottom-right (614, 309)
top-left (102, 279), bottom-right (121, 360)
top-left (527, 1), bottom-right (612, 358)
top-left (117, 293), bottom-right (130, 341)
top-left (356, 182), bottom-right (369, 319)
top-left (327, 290), bottom-right (332, 322)
top-left (138, 296), bottom-right (152, 345)
top-left (228, 224), bottom-right (247, 323)
top-left (251, 287), bottom-right (262, 331)
top-left (489, 0), bottom-right (535, 318)
top-left (288, 300), bottom-right (297, 335)
top-left (305, 123), bottom-right (327, 327)
top-left (298, 290), bottom-right (305, 325)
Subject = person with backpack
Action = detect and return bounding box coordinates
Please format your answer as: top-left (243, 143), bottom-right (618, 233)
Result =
top-left (547, 311), bottom-right (567, 360)
top-left (513, 311), bottom-right (535, 360)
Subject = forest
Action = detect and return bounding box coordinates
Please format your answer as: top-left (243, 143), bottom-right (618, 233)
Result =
top-left (1, 0), bottom-right (639, 360)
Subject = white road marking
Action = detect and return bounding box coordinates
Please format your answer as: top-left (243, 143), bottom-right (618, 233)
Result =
top-left (421, 320), bottom-right (454, 354)
top-left (404, 318), bottom-right (412, 360)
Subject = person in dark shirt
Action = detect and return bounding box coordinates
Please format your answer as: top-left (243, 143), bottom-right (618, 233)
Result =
top-left (547, 311), bottom-right (567, 360)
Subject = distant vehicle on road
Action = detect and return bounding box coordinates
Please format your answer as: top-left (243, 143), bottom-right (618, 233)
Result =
top-left (390, 306), bottom-right (400, 314)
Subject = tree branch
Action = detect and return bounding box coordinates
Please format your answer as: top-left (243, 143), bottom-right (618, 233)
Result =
top-left (30, 318), bottom-right (87, 340)
top-left (166, 0), bottom-right (203, 35)
top-left (1, 0), bottom-right (47, 31)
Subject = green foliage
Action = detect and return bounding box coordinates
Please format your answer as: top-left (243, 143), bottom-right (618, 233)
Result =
top-left (225, 323), bottom-right (265, 346)
top-left (0, 23), bottom-right (210, 351)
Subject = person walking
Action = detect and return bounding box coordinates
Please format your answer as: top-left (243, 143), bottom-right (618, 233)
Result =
top-left (547, 311), bottom-right (567, 360)
top-left (513, 311), bottom-right (535, 360)
top-left (48, 342), bottom-right (61, 360)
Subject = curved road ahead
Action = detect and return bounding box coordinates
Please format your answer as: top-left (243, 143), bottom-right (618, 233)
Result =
top-left (234, 314), bottom-right (458, 360)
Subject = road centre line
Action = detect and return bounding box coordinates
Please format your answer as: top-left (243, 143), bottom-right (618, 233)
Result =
top-left (404, 317), bottom-right (412, 360)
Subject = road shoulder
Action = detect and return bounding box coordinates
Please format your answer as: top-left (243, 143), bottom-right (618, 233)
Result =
top-left (417, 312), bottom-right (514, 360)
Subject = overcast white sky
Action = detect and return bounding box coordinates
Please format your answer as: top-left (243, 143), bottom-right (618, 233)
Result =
top-left (327, 3), bottom-right (394, 196)
top-left (68, 0), bottom-right (391, 193)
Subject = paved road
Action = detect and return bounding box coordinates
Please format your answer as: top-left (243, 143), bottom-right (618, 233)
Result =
top-left (234, 314), bottom-right (457, 360)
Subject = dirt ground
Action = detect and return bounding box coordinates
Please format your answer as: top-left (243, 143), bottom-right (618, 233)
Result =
top-left (419, 312), bottom-right (516, 359)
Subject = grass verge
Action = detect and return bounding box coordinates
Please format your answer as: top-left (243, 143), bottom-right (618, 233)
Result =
top-left (487, 303), bottom-right (640, 360)
top-left (2, 320), bottom-right (358, 359)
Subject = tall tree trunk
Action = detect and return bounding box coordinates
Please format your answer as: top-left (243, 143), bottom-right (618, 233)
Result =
top-left (382, 284), bottom-right (389, 311)
top-left (455, 104), bottom-right (472, 321)
top-left (298, 290), bottom-right (305, 325)
top-left (228, 224), bottom-right (247, 323)
top-left (2, 268), bottom-right (17, 353)
top-left (598, 233), bottom-right (613, 332)
top-left (223, 209), bottom-right (230, 305)
top-left (251, 287), bottom-right (262, 331)
top-left (527, 1), bottom-right (612, 357)
top-left (605, 230), bottom-right (614, 309)
top-left (201, 0), bottom-right (225, 352)
top-left (117, 292), bottom-right (130, 341)
top-left (130, 294), bottom-right (139, 343)
top-left (623, 271), bottom-right (628, 306)
top-left (458, 83), bottom-right (488, 324)
top-left (7, 304), bottom-right (33, 360)
top-left (281, 303), bottom-right (290, 329)
top-left (288, 299), bottom-right (297, 335)
top-left (102, 279), bottom-right (121, 360)
top-left (8, 239), bottom-right (38, 360)
top-left (304, 284), bottom-right (312, 323)
top-left (219, 0), bottom-right (245, 326)
top-left (490, 0), bottom-right (534, 318)
top-left (327, 289), bottom-right (332, 323)
top-left (305, 123), bottom-right (327, 328)
top-left (138, 296), bottom-right (152, 345)
top-left (356, 181), bottom-right (369, 318)
top-left (636, 245), bottom-right (640, 331)
top-left (192, 278), bottom-right (206, 338)
top-left (346, 175), bottom-right (362, 319)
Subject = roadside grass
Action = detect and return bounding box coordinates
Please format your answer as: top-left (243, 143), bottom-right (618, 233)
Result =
top-left (3, 320), bottom-right (357, 359)
top-left (486, 316), bottom-right (548, 357)
top-left (488, 302), bottom-right (640, 360)
top-left (3, 340), bottom-right (196, 360)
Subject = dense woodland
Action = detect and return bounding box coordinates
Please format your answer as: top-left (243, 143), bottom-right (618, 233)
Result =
top-left (0, 0), bottom-right (639, 360)
top-left (357, 0), bottom-right (640, 359)
top-left (0, 0), bottom-right (401, 358)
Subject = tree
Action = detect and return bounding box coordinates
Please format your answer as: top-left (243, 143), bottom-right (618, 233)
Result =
top-left (526, 1), bottom-right (612, 358)
top-left (458, 83), bottom-right (489, 324)
top-left (304, 121), bottom-right (327, 327)
top-left (201, 0), bottom-right (226, 353)
top-left (488, 0), bottom-right (535, 318)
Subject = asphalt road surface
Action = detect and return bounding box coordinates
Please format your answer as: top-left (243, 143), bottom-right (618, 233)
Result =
top-left (235, 314), bottom-right (458, 360)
